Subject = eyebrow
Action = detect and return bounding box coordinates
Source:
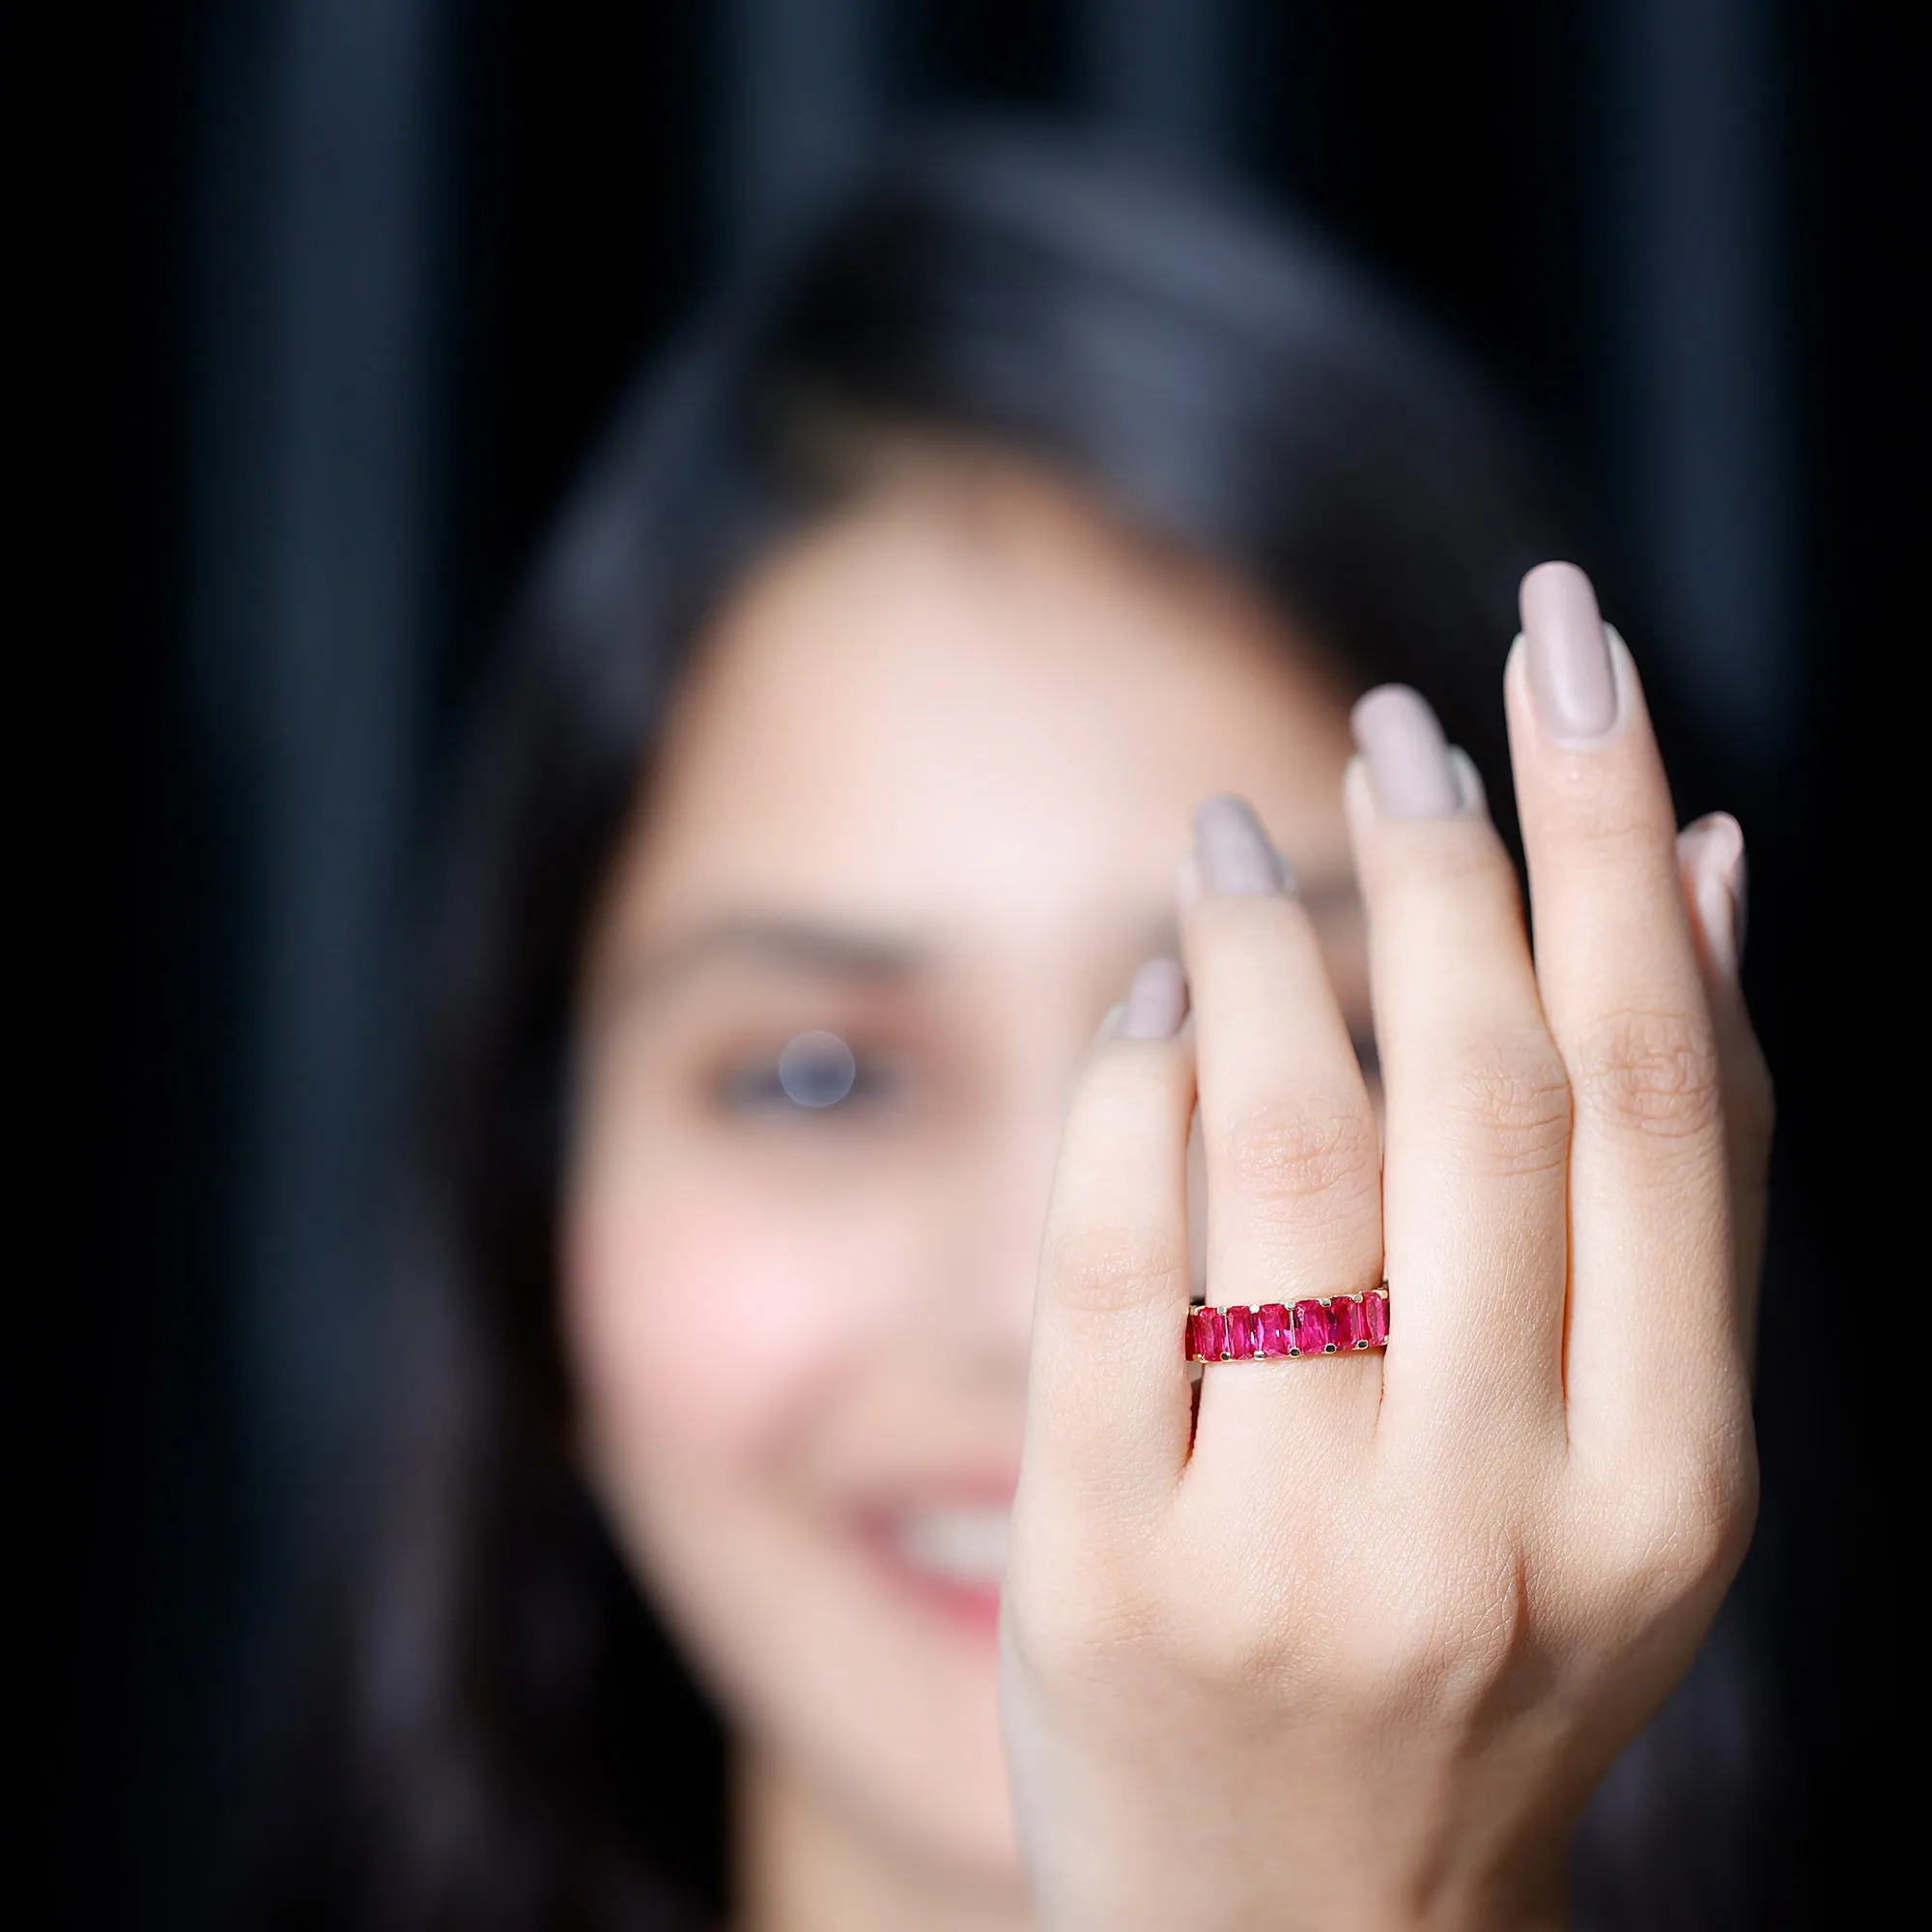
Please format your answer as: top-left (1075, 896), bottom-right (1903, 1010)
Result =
top-left (589, 875), bottom-right (1362, 1026)
top-left (588, 913), bottom-right (929, 1028)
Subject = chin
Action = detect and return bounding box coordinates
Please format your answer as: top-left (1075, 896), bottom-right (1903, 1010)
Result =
top-left (806, 1580), bottom-right (1024, 1880)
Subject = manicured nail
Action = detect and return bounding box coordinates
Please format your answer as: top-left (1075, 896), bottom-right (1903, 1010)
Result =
top-left (1192, 796), bottom-right (1290, 895)
top-left (1119, 957), bottom-right (1188, 1039)
top-left (1680, 811), bottom-right (1747, 979)
top-left (1520, 560), bottom-right (1618, 743)
top-left (1449, 749), bottom-right (1488, 814)
top-left (1350, 685), bottom-right (1465, 818)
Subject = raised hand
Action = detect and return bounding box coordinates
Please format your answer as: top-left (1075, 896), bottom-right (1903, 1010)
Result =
top-left (1001, 563), bottom-right (1772, 1931)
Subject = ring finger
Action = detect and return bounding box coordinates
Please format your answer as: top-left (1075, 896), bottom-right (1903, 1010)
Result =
top-left (1180, 797), bottom-right (1385, 1459)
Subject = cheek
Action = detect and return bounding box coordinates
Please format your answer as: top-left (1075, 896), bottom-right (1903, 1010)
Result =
top-left (560, 1162), bottom-right (899, 1456)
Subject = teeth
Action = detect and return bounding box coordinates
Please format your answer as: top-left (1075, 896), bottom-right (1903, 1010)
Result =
top-left (893, 1506), bottom-right (1011, 1586)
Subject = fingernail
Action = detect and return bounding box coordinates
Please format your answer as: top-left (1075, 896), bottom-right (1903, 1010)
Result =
top-left (1520, 560), bottom-right (1618, 744)
top-left (1192, 796), bottom-right (1291, 895)
top-left (1350, 685), bottom-right (1465, 818)
top-left (1119, 957), bottom-right (1188, 1039)
top-left (1449, 749), bottom-right (1489, 814)
top-left (1680, 811), bottom-right (1747, 979)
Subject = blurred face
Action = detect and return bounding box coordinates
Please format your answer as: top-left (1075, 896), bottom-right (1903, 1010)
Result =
top-left (562, 464), bottom-right (1364, 1899)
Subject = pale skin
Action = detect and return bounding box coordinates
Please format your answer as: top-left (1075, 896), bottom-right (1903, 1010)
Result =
top-left (562, 460), bottom-right (1771, 1930)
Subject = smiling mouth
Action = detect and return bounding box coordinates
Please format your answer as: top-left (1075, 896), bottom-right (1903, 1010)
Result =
top-left (891, 1504), bottom-right (1011, 1588)
top-left (862, 1501), bottom-right (1012, 1637)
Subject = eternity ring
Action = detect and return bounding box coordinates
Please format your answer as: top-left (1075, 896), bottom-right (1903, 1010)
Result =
top-left (1186, 1289), bottom-right (1389, 1362)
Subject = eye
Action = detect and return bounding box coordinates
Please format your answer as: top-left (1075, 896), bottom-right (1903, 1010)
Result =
top-left (778, 1030), bottom-right (857, 1107)
top-left (719, 1030), bottom-right (902, 1119)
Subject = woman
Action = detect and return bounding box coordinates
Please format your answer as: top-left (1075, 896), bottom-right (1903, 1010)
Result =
top-left (262, 128), bottom-right (1776, 1928)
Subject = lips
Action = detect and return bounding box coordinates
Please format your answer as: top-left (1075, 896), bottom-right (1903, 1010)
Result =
top-left (892, 1503), bottom-right (1011, 1587)
top-left (859, 1496), bottom-right (1011, 1638)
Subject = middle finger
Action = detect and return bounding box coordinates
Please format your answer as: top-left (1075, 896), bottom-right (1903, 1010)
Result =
top-left (1345, 687), bottom-right (1571, 1440)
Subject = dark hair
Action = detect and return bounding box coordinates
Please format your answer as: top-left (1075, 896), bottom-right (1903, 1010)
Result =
top-left (257, 125), bottom-right (1774, 1931)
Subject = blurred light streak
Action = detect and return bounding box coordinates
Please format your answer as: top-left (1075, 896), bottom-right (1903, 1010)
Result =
top-left (1605, 0), bottom-right (1800, 768)
top-left (727, 0), bottom-right (880, 261)
top-left (186, 0), bottom-right (448, 1573)
top-left (1081, 0), bottom-right (1241, 156)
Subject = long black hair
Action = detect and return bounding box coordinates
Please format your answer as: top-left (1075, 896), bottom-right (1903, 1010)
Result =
top-left (256, 125), bottom-right (1776, 1931)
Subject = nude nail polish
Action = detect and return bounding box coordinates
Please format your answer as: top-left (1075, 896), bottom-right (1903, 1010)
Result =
top-left (1681, 811), bottom-right (1747, 979)
top-left (1350, 685), bottom-right (1464, 818)
top-left (1119, 957), bottom-right (1188, 1039)
top-left (1520, 561), bottom-right (1618, 744)
top-left (1192, 796), bottom-right (1290, 895)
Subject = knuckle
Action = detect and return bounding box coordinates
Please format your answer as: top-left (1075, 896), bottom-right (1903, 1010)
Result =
top-left (1043, 1223), bottom-right (1189, 1316)
top-left (1217, 1097), bottom-right (1379, 1217)
top-left (1570, 1006), bottom-right (1722, 1142)
top-left (1348, 1538), bottom-right (1532, 1715)
top-left (1603, 1434), bottom-right (1759, 1607)
top-left (1433, 1034), bottom-right (1572, 1178)
top-left (1166, 1605), bottom-right (1267, 1685)
top-left (1675, 1427), bottom-right (1759, 1570)
top-left (1004, 1573), bottom-right (1154, 1690)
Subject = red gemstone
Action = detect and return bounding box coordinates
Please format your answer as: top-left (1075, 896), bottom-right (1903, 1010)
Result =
top-left (1258, 1302), bottom-right (1292, 1356)
top-left (1363, 1290), bottom-right (1389, 1347)
top-left (1225, 1305), bottom-right (1259, 1358)
top-left (1193, 1306), bottom-right (1226, 1360)
top-left (1331, 1294), bottom-right (1369, 1350)
top-left (1293, 1298), bottom-right (1337, 1353)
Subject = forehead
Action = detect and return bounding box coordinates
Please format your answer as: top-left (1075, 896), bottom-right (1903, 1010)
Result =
top-left (603, 468), bottom-right (1355, 955)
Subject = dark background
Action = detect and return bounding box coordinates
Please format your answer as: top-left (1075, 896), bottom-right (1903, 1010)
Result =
top-left (23, 1), bottom-right (1910, 1924)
